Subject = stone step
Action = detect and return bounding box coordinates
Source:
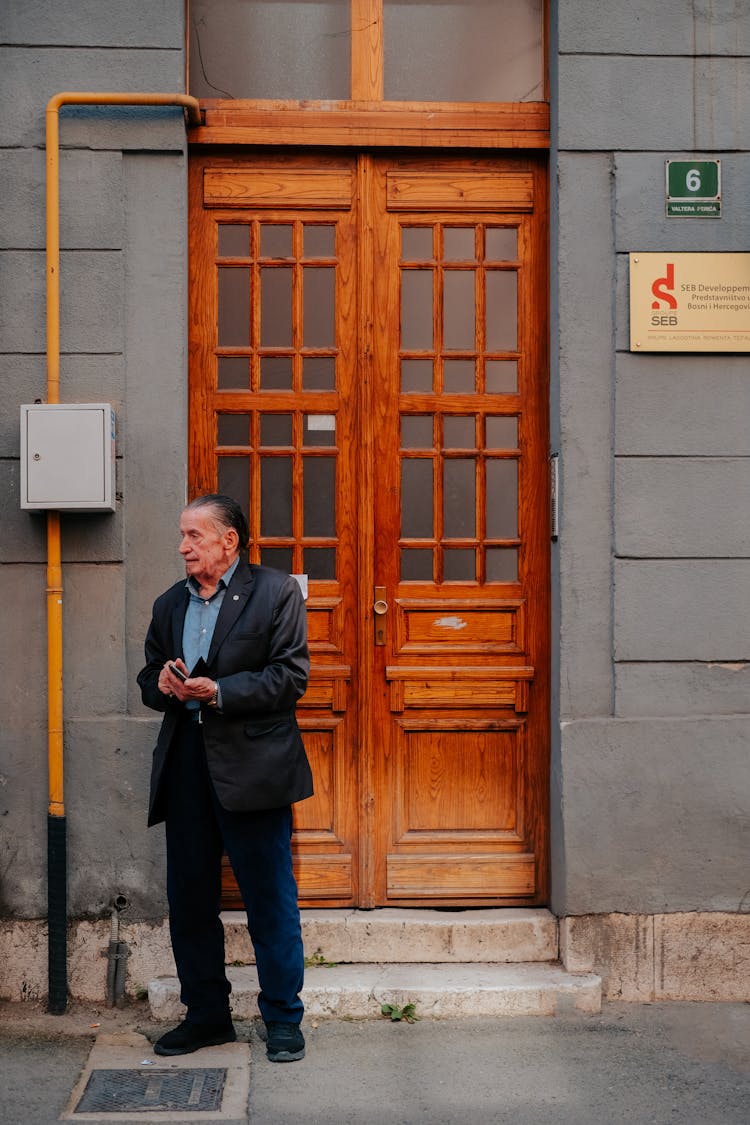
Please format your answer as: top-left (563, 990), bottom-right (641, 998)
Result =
top-left (149, 962), bottom-right (602, 1021)
top-left (223, 908), bottom-right (559, 965)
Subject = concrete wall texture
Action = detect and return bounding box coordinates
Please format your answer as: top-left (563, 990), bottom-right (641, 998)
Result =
top-left (1, 0), bottom-right (188, 921)
top-left (1, 1), bottom-right (748, 960)
top-left (552, 0), bottom-right (750, 916)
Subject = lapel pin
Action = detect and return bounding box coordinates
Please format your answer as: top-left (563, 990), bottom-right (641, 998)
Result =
top-left (233, 594), bottom-right (240, 601)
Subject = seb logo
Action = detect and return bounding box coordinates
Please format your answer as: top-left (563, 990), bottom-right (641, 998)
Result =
top-left (651, 262), bottom-right (678, 324)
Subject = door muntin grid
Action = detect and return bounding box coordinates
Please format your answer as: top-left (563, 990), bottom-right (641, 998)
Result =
top-left (214, 219), bottom-right (342, 580)
top-left (398, 222), bottom-right (521, 585)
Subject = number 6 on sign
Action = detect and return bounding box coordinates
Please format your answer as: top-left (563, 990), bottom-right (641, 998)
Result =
top-left (685, 168), bottom-right (702, 192)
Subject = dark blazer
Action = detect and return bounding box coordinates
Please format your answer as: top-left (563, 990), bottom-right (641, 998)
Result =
top-left (137, 561), bottom-right (312, 826)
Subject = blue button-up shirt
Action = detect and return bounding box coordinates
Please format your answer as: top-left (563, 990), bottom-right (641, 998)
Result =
top-left (182, 557), bottom-right (239, 710)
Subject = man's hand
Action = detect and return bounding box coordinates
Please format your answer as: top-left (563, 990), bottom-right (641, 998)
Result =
top-left (159, 660), bottom-right (216, 703)
top-left (182, 676), bottom-right (217, 703)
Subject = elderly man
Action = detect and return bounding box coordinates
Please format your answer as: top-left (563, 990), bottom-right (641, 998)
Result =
top-left (137, 493), bottom-right (312, 1062)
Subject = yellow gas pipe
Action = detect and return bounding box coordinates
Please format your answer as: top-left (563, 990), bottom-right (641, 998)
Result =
top-left (44, 92), bottom-right (200, 1011)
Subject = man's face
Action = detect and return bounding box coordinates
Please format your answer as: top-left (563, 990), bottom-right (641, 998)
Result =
top-left (179, 506), bottom-right (238, 588)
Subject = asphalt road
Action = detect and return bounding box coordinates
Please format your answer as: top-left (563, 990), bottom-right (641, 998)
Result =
top-left (0, 1001), bottom-right (748, 1124)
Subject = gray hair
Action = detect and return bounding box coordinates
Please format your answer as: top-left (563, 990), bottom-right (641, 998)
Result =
top-left (185, 494), bottom-right (249, 550)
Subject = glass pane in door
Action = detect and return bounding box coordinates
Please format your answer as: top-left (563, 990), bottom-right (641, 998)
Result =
top-left (401, 459), bottom-right (434, 538)
top-left (261, 457), bottom-right (293, 536)
top-left (443, 272), bottom-right (476, 350)
top-left (444, 459), bottom-right (476, 538)
top-left (218, 269), bottom-right (250, 346)
top-left (218, 224), bottom-right (250, 257)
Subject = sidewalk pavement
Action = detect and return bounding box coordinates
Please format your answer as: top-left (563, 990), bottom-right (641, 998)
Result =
top-left (1, 999), bottom-right (748, 1125)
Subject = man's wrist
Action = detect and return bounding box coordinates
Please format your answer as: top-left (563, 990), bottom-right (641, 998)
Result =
top-left (207, 681), bottom-right (219, 707)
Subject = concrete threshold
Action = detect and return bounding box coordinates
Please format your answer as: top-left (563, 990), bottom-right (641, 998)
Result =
top-left (61, 1031), bottom-right (250, 1122)
top-left (149, 962), bottom-right (602, 1023)
top-left (224, 907), bottom-right (560, 965)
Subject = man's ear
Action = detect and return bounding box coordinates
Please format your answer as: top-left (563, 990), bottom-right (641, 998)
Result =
top-left (224, 527), bottom-right (240, 552)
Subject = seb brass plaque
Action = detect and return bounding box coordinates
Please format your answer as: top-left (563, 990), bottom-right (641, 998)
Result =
top-left (630, 252), bottom-right (750, 353)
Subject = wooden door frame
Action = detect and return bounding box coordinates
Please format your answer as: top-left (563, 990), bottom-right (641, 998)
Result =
top-left (188, 104), bottom-right (549, 150)
top-left (189, 107), bottom-right (549, 908)
top-left (356, 154), bottom-right (378, 904)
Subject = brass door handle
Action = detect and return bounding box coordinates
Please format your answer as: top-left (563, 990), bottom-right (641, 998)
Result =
top-left (374, 586), bottom-right (387, 645)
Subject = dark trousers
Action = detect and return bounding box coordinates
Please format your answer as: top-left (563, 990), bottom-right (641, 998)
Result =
top-left (163, 717), bottom-right (304, 1026)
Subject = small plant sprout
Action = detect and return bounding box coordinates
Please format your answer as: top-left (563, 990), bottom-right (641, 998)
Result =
top-left (380, 1001), bottom-right (419, 1023)
top-left (304, 950), bottom-right (337, 968)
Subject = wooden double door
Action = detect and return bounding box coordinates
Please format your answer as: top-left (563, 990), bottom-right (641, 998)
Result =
top-left (189, 152), bottom-right (549, 907)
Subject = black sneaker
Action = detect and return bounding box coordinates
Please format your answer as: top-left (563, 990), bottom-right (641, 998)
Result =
top-left (154, 1018), bottom-right (237, 1056)
top-left (264, 1020), bottom-right (305, 1062)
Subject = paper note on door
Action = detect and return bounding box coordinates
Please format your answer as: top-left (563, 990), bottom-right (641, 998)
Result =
top-left (292, 574), bottom-right (309, 600)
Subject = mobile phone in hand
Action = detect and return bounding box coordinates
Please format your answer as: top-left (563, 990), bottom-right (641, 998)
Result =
top-left (168, 662), bottom-right (188, 682)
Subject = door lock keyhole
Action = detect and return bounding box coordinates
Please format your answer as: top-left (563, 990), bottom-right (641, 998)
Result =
top-left (373, 587), bottom-right (388, 645)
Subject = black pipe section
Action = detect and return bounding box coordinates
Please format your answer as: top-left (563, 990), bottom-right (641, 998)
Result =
top-left (106, 896), bottom-right (130, 1008)
top-left (105, 916), bottom-right (118, 1008)
top-left (47, 813), bottom-right (67, 1013)
top-left (113, 940), bottom-right (129, 1008)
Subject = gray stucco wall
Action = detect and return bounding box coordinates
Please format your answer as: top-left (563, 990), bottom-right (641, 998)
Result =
top-left (552, 1), bottom-right (750, 914)
top-left (0, 0), bottom-right (188, 919)
top-left (1, 1), bottom-right (748, 927)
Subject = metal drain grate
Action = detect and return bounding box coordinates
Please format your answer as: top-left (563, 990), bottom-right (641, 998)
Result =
top-left (74, 1068), bottom-right (227, 1114)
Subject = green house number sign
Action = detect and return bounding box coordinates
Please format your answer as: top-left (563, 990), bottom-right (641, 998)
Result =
top-left (666, 160), bottom-right (721, 218)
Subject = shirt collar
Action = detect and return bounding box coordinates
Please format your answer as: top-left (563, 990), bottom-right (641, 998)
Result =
top-left (186, 555), bottom-right (240, 598)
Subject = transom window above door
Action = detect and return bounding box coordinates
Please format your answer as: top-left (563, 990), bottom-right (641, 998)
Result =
top-left (188, 0), bottom-right (545, 103)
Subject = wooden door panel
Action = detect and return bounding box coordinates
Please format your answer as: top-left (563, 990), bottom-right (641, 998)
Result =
top-left (386, 855), bottom-right (536, 899)
top-left (370, 156), bottom-right (549, 905)
top-left (393, 723), bottom-right (524, 834)
top-left (191, 155), bottom-right (361, 907)
top-left (204, 167), bottom-right (355, 209)
top-left (393, 598), bottom-right (526, 654)
top-left (385, 710), bottom-right (536, 901)
top-left (292, 715), bottom-right (355, 900)
top-left (386, 170), bottom-right (535, 212)
top-left (386, 669), bottom-right (532, 712)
